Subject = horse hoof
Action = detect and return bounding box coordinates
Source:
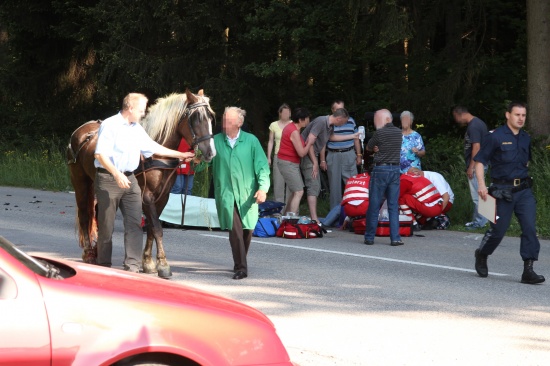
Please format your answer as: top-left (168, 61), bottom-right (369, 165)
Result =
top-left (157, 266), bottom-right (172, 279)
top-left (142, 262), bottom-right (157, 274)
top-left (82, 248), bottom-right (97, 264)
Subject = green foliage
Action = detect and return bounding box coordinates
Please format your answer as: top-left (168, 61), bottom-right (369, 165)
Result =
top-left (529, 148), bottom-right (550, 238)
top-left (0, 137), bottom-right (71, 191)
top-left (422, 135), bottom-right (464, 174)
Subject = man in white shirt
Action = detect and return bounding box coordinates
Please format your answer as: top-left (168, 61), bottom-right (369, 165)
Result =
top-left (94, 93), bottom-right (194, 272)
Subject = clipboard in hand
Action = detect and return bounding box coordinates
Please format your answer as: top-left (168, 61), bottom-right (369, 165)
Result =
top-left (478, 194), bottom-right (497, 224)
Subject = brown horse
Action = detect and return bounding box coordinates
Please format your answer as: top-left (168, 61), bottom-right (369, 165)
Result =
top-left (66, 89), bottom-right (216, 278)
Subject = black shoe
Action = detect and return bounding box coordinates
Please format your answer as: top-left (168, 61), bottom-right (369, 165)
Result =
top-left (412, 223), bottom-right (421, 232)
top-left (474, 249), bottom-right (488, 277)
top-left (390, 241), bottom-right (404, 246)
top-left (521, 260), bottom-right (545, 284)
top-left (364, 239), bottom-right (374, 245)
top-left (233, 271), bottom-right (248, 280)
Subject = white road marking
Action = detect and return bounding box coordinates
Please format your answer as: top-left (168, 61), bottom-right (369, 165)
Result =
top-left (200, 233), bottom-right (508, 277)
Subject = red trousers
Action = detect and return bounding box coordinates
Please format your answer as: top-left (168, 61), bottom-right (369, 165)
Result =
top-left (399, 195), bottom-right (444, 224)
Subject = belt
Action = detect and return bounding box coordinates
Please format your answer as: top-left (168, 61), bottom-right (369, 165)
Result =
top-left (97, 167), bottom-right (133, 176)
top-left (492, 177), bottom-right (530, 187)
top-left (374, 162), bottom-right (399, 166)
top-left (327, 146), bottom-right (354, 153)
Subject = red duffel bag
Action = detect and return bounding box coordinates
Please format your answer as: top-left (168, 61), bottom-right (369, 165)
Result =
top-left (276, 219), bottom-right (325, 239)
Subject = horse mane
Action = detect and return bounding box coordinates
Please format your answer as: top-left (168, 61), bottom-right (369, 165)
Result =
top-left (141, 92), bottom-right (215, 146)
top-left (141, 93), bottom-right (189, 145)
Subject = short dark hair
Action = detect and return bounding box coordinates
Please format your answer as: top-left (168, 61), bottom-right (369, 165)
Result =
top-left (452, 105), bottom-right (469, 115)
top-left (507, 101), bottom-right (527, 113)
top-left (293, 107), bottom-right (310, 121)
top-left (332, 100), bottom-right (344, 108)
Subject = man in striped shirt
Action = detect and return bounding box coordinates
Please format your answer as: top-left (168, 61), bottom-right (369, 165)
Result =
top-left (363, 109), bottom-right (404, 246)
top-left (321, 100), bottom-right (363, 210)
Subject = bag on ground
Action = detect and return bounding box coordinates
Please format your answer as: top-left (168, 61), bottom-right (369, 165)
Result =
top-left (276, 217), bottom-right (326, 239)
top-left (258, 201), bottom-right (285, 217)
top-left (253, 217), bottom-right (280, 237)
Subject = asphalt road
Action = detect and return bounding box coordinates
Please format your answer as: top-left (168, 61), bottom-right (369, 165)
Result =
top-left (1, 186), bottom-right (549, 365)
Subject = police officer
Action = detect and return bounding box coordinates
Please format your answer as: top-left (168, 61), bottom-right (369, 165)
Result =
top-left (474, 101), bottom-right (544, 285)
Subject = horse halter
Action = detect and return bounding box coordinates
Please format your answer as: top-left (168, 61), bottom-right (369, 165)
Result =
top-left (182, 101), bottom-right (214, 147)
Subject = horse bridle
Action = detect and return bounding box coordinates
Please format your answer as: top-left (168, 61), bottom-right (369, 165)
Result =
top-left (181, 101), bottom-right (214, 147)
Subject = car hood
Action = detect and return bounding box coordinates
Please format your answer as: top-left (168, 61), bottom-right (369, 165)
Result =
top-left (37, 256), bottom-right (273, 327)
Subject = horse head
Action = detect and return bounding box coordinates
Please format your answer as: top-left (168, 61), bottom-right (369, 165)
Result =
top-left (181, 89), bottom-right (216, 162)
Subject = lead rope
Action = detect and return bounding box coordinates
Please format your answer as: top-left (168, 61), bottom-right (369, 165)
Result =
top-left (180, 167), bottom-right (190, 227)
top-left (180, 155), bottom-right (197, 227)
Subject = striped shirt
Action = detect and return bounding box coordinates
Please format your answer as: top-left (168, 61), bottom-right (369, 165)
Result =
top-left (367, 123), bottom-right (402, 164)
top-left (327, 117), bottom-right (357, 150)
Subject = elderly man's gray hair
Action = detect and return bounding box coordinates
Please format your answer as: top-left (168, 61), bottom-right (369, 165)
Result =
top-left (224, 106), bottom-right (247, 124)
top-left (400, 110), bottom-right (414, 121)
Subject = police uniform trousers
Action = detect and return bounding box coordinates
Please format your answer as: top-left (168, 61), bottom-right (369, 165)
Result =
top-left (479, 186), bottom-right (540, 261)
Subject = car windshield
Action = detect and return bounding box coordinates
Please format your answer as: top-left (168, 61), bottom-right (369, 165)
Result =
top-left (0, 236), bottom-right (51, 277)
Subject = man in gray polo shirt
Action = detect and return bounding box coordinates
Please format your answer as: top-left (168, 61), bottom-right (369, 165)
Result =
top-left (301, 108), bottom-right (357, 222)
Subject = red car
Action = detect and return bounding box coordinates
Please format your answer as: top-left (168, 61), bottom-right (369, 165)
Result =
top-left (0, 236), bottom-right (296, 366)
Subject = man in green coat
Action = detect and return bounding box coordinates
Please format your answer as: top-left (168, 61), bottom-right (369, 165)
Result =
top-left (212, 106), bottom-right (270, 279)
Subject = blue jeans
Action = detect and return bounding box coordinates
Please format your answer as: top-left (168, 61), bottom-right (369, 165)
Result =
top-left (321, 205), bottom-right (344, 227)
top-left (171, 174), bottom-right (194, 195)
top-left (364, 165), bottom-right (401, 242)
top-left (468, 167), bottom-right (488, 227)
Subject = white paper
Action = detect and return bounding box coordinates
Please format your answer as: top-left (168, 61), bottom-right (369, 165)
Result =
top-left (478, 194), bottom-right (497, 224)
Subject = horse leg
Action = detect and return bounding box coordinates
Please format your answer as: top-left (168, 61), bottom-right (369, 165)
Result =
top-left (142, 230), bottom-right (157, 274)
top-left (153, 196), bottom-right (173, 278)
top-left (150, 216), bottom-right (172, 278)
top-left (143, 214), bottom-right (171, 278)
top-left (142, 210), bottom-right (157, 274)
top-left (155, 231), bottom-right (172, 279)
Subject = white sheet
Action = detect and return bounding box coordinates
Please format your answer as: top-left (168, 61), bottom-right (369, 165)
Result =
top-left (159, 193), bottom-right (220, 228)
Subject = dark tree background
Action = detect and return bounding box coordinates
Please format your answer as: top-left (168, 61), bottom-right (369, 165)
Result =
top-left (0, 0), bottom-right (547, 149)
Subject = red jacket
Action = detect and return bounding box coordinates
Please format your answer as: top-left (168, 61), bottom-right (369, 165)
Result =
top-left (176, 139), bottom-right (194, 175)
top-left (399, 174), bottom-right (441, 206)
top-left (342, 173), bottom-right (370, 218)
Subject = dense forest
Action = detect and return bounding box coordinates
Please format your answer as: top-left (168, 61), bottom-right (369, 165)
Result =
top-left (0, 0), bottom-right (548, 149)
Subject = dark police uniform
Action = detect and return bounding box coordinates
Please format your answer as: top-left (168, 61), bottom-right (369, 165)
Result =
top-left (474, 124), bottom-right (540, 261)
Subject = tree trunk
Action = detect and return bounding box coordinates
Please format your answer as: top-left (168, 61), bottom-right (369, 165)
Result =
top-left (527, 0), bottom-right (550, 137)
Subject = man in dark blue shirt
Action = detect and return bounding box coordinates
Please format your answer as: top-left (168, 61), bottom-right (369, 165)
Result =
top-left (473, 101), bottom-right (544, 285)
top-left (453, 106), bottom-right (489, 229)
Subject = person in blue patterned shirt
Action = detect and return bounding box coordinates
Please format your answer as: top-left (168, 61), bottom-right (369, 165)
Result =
top-left (399, 111), bottom-right (425, 174)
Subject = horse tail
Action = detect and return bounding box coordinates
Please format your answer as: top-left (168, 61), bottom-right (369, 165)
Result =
top-left (74, 181), bottom-right (97, 249)
top-left (87, 185), bottom-right (98, 248)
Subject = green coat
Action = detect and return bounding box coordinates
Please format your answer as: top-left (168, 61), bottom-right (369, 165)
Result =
top-left (211, 131), bottom-right (270, 230)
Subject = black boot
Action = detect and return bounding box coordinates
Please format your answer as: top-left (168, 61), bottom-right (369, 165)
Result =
top-left (521, 260), bottom-right (545, 284)
top-left (474, 249), bottom-right (488, 277)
